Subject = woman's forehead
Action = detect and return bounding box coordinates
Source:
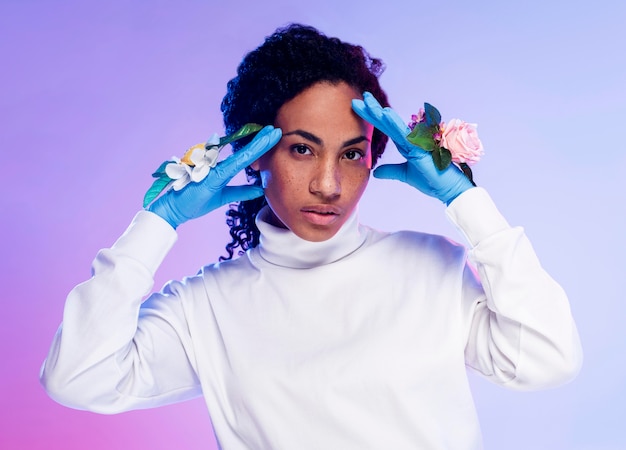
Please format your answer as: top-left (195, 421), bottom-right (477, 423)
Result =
top-left (275, 82), bottom-right (370, 136)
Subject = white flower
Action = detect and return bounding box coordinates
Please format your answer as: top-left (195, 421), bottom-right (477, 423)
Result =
top-left (165, 157), bottom-right (192, 191)
top-left (205, 132), bottom-right (220, 148)
top-left (165, 133), bottom-right (222, 191)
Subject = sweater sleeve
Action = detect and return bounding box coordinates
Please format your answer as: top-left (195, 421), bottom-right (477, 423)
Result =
top-left (40, 211), bottom-right (203, 413)
top-left (446, 188), bottom-right (582, 390)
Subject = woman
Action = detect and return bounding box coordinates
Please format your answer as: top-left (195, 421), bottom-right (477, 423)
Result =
top-left (41, 24), bottom-right (582, 449)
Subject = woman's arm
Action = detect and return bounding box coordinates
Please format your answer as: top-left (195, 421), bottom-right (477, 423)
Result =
top-left (41, 127), bottom-right (282, 413)
top-left (40, 211), bottom-right (204, 413)
top-left (353, 95), bottom-right (581, 389)
top-left (449, 188), bottom-right (582, 389)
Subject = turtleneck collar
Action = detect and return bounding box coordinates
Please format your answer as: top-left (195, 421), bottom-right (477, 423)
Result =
top-left (254, 206), bottom-right (367, 269)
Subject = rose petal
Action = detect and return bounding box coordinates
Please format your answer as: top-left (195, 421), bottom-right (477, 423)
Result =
top-left (441, 118), bottom-right (483, 165)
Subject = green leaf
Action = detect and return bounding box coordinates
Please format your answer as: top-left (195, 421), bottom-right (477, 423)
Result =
top-left (423, 103), bottom-right (442, 127)
top-left (432, 146), bottom-right (452, 170)
top-left (218, 123), bottom-right (263, 147)
top-left (151, 160), bottom-right (170, 178)
top-left (143, 175), bottom-right (172, 208)
top-left (407, 123), bottom-right (437, 151)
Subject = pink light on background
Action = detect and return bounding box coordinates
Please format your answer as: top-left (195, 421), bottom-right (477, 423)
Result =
top-left (1, 0), bottom-right (624, 449)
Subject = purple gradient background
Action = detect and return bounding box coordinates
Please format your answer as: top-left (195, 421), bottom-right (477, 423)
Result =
top-left (1, 0), bottom-right (624, 448)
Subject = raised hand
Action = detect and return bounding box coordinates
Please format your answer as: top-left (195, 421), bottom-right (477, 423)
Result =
top-left (352, 93), bottom-right (473, 205)
top-left (148, 126), bottom-right (282, 229)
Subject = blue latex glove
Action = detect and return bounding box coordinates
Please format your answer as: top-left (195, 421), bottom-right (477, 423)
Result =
top-left (148, 126), bottom-right (282, 229)
top-left (352, 92), bottom-right (474, 205)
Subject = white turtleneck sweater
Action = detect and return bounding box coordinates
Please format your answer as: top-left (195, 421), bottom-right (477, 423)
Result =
top-left (41, 188), bottom-right (582, 450)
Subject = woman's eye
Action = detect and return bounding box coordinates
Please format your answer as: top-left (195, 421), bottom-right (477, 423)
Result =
top-left (344, 150), bottom-right (364, 161)
top-left (292, 144), bottom-right (312, 155)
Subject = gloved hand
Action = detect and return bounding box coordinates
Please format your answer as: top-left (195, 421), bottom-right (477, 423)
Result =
top-left (352, 92), bottom-right (473, 205)
top-left (148, 125), bottom-right (282, 229)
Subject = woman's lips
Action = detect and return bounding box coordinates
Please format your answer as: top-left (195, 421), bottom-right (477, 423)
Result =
top-left (300, 206), bottom-right (341, 226)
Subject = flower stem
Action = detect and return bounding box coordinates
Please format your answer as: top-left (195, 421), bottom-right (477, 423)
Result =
top-left (459, 163), bottom-right (476, 187)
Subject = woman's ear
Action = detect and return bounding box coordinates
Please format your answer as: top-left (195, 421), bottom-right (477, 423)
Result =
top-left (249, 144), bottom-right (273, 172)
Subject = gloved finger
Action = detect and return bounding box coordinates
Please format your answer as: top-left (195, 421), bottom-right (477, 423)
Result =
top-left (178, 184), bottom-right (267, 225)
top-left (215, 185), bottom-right (265, 208)
top-left (213, 126), bottom-right (282, 182)
top-left (351, 99), bottom-right (377, 128)
top-left (355, 93), bottom-right (411, 143)
top-left (372, 163), bottom-right (410, 183)
top-left (352, 92), bottom-right (392, 131)
top-left (352, 93), bottom-right (385, 129)
top-left (362, 92), bottom-right (387, 119)
top-left (382, 105), bottom-right (411, 136)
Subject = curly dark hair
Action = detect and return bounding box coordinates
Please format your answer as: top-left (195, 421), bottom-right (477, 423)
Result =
top-left (220, 23), bottom-right (389, 260)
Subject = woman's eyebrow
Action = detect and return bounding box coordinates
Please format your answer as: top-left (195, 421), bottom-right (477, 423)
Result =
top-left (342, 136), bottom-right (370, 147)
top-left (283, 130), bottom-right (370, 148)
top-left (283, 130), bottom-right (322, 145)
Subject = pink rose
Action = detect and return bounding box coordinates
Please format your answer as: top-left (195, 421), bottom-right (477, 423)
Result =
top-left (440, 119), bottom-right (484, 165)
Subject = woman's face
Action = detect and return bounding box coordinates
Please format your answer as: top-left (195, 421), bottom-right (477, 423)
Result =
top-left (251, 81), bottom-right (373, 242)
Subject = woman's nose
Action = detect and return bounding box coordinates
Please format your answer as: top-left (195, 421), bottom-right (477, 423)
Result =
top-left (310, 160), bottom-right (341, 199)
